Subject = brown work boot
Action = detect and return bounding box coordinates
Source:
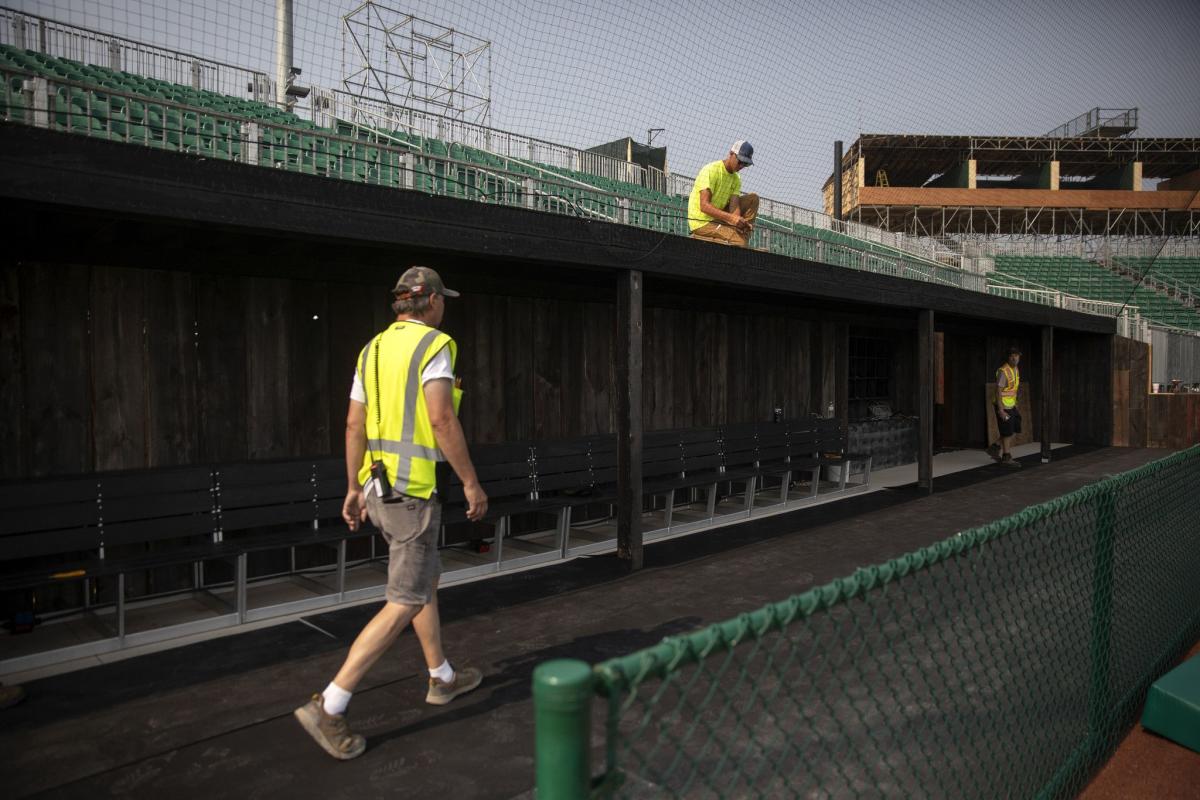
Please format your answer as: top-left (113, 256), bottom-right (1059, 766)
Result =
top-left (986, 443), bottom-right (1002, 463)
top-left (1002, 455), bottom-right (1022, 469)
top-left (426, 665), bottom-right (483, 706)
top-left (293, 694), bottom-right (366, 760)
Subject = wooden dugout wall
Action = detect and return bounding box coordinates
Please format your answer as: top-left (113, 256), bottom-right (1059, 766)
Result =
top-left (0, 262), bottom-right (852, 479)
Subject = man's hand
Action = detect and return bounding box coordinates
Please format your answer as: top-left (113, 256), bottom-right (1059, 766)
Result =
top-left (999, 410), bottom-right (1009, 421)
top-left (464, 481), bottom-right (489, 522)
top-left (730, 213), bottom-right (751, 234)
top-left (343, 488), bottom-right (368, 531)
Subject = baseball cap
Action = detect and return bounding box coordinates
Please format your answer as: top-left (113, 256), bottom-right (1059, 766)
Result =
top-left (392, 266), bottom-right (461, 298)
top-left (730, 140), bottom-right (754, 165)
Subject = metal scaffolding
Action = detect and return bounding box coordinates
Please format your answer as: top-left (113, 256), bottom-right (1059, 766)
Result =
top-left (856, 205), bottom-right (1200, 240)
top-left (341, 1), bottom-right (491, 125)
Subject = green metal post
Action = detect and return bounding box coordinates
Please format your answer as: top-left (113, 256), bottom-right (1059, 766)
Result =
top-left (1088, 487), bottom-right (1117, 758)
top-left (534, 659), bottom-right (594, 800)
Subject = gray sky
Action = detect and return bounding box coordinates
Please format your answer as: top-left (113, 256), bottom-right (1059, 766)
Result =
top-left (18, 0), bottom-right (1200, 205)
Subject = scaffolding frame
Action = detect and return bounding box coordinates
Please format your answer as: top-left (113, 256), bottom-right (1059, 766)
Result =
top-left (341, 1), bottom-right (491, 125)
top-left (857, 205), bottom-right (1199, 240)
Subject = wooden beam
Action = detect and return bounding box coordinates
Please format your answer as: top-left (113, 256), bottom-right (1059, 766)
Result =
top-left (616, 269), bottom-right (643, 570)
top-left (917, 309), bottom-right (935, 492)
top-left (1041, 326), bottom-right (1053, 462)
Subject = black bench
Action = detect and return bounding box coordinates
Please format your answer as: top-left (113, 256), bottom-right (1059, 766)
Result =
top-left (0, 457), bottom-right (366, 654)
top-left (811, 418), bottom-right (873, 490)
top-left (720, 420), bottom-right (823, 507)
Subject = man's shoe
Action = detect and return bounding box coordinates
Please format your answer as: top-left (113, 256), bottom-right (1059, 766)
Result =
top-left (1002, 456), bottom-right (1023, 469)
top-left (986, 443), bottom-right (1003, 463)
top-left (293, 694), bottom-right (366, 761)
top-left (426, 665), bottom-right (483, 706)
top-left (0, 683), bottom-right (25, 710)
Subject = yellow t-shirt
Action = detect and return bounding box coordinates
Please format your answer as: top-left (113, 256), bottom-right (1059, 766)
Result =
top-left (687, 160), bottom-right (742, 231)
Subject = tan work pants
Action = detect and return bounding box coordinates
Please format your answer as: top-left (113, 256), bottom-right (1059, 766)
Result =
top-left (690, 193), bottom-right (759, 247)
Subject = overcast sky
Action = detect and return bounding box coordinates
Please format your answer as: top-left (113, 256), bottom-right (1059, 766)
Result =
top-left (15, 0), bottom-right (1200, 205)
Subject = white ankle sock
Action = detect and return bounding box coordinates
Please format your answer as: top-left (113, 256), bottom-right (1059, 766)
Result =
top-left (429, 660), bottom-right (455, 684)
top-left (322, 682), bottom-right (352, 716)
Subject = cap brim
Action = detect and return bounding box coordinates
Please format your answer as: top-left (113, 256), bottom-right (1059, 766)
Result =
top-left (738, 158), bottom-right (753, 165)
top-left (441, 288), bottom-right (461, 298)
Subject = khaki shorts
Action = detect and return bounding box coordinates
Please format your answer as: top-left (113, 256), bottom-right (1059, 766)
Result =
top-left (364, 491), bottom-right (442, 606)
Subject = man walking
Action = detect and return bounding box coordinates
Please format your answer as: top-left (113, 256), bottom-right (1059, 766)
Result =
top-left (688, 140), bottom-right (759, 247)
top-left (988, 346), bottom-right (1023, 468)
top-left (295, 266), bottom-right (488, 760)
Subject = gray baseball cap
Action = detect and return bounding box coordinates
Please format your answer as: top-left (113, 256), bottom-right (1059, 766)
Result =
top-left (730, 140), bottom-right (754, 165)
top-left (392, 266), bottom-right (461, 298)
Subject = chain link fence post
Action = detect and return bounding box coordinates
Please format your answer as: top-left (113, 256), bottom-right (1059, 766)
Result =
top-left (1088, 485), bottom-right (1117, 757)
top-left (534, 659), bottom-right (593, 800)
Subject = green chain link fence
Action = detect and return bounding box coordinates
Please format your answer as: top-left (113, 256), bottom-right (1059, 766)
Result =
top-left (533, 445), bottom-right (1200, 798)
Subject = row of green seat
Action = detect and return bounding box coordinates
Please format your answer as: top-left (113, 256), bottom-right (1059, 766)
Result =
top-left (994, 256), bottom-right (1200, 331)
top-left (1113, 256), bottom-right (1200, 289)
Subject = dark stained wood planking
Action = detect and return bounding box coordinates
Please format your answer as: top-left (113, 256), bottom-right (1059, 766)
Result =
top-left (325, 281), bottom-right (378, 454)
top-left (0, 265), bottom-right (24, 477)
top-left (194, 271), bottom-right (248, 463)
top-left (504, 296), bottom-right (535, 441)
top-left (244, 277), bottom-right (291, 459)
top-left (145, 269), bottom-right (198, 467)
top-left (532, 299), bottom-right (566, 440)
top-left (22, 264), bottom-right (93, 475)
top-left (92, 266), bottom-right (144, 472)
top-left (287, 279), bottom-right (331, 456)
top-left (2, 256), bottom-right (1160, 481)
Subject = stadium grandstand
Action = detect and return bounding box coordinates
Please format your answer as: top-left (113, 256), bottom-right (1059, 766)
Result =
top-left (1, 2), bottom-right (1198, 799)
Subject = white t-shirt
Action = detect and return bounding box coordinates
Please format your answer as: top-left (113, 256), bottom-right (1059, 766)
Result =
top-left (349, 325), bottom-right (455, 404)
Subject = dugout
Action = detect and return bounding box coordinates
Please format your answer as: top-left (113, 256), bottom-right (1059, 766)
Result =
top-left (0, 124), bottom-right (1131, 589)
top-left (0, 124), bottom-right (1128, 478)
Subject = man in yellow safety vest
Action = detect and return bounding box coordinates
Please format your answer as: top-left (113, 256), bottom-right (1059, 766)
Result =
top-left (294, 266), bottom-right (489, 760)
top-left (988, 346), bottom-right (1023, 468)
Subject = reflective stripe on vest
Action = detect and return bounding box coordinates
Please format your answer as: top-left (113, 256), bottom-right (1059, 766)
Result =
top-left (998, 364), bottom-right (1019, 409)
top-left (357, 322), bottom-right (459, 499)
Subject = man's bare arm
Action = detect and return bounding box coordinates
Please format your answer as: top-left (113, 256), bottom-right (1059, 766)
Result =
top-left (343, 400), bottom-right (369, 529)
top-left (698, 188), bottom-right (741, 226)
top-left (424, 379), bottom-right (488, 521)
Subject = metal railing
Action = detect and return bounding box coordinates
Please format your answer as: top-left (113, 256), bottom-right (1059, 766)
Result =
top-left (533, 446), bottom-right (1200, 798)
top-left (964, 236), bottom-right (1200, 261)
top-left (987, 272), bottom-right (1149, 341)
top-left (1043, 107), bottom-right (1138, 139)
top-left (324, 89), bottom-right (671, 195)
top-left (0, 6), bottom-right (273, 104)
top-left (668, 172), bottom-right (961, 270)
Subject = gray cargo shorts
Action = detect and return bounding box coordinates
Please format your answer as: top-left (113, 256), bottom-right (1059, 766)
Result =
top-left (364, 491), bottom-right (441, 606)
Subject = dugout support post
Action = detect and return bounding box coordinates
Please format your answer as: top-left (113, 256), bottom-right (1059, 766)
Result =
top-left (616, 269), bottom-right (644, 570)
top-left (1041, 325), bottom-right (1054, 462)
top-left (917, 309), bottom-right (934, 492)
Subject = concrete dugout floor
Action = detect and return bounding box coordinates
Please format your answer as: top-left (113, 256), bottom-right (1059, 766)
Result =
top-left (0, 446), bottom-right (1184, 799)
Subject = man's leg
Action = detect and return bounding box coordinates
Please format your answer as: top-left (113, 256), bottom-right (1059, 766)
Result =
top-left (690, 221), bottom-right (742, 246)
top-left (333, 601), bottom-right (421, 691)
top-left (411, 578), bottom-right (445, 669)
top-left (738, 193), bottom-right (759, 226)
top-left (720, 193), bottom-right (759, 247)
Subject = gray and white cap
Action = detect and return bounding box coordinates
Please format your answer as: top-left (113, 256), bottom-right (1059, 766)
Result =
top-left (730, 140), bottom-right (754, 165)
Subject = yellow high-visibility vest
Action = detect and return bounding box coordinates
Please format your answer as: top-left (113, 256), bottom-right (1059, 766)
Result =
top-left (998, 363), bottom-right (1019, 409)
top-left (356, 321), bottom-right (460, 499)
